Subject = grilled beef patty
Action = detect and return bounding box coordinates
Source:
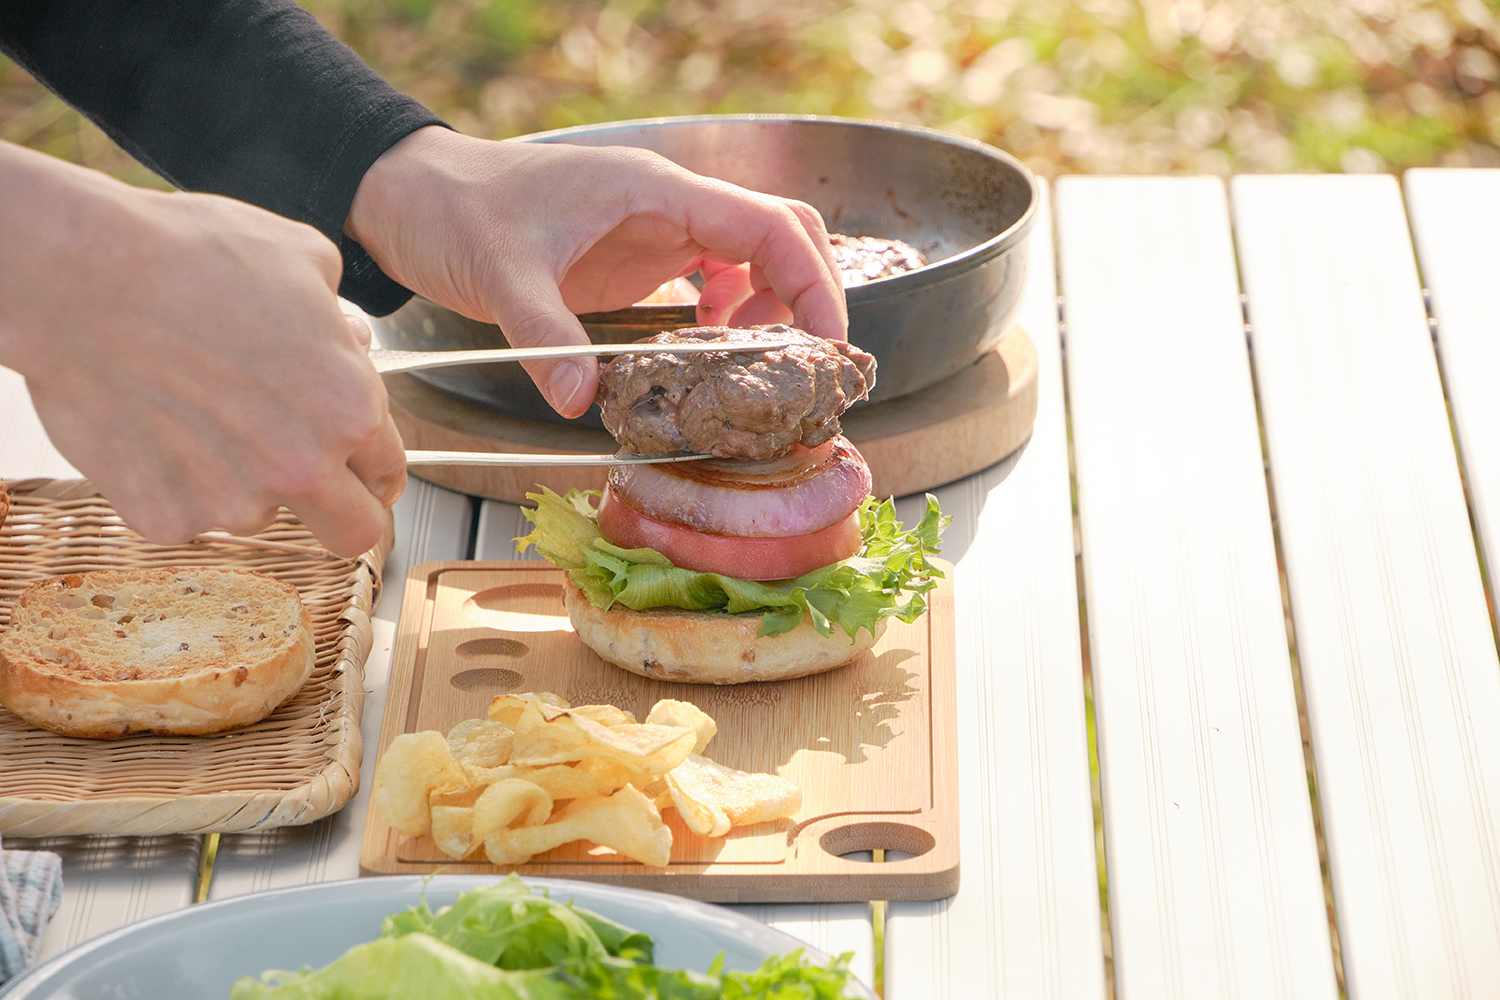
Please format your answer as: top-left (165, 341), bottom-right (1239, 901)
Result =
top-left (595, 325), bottom-right (877, 461)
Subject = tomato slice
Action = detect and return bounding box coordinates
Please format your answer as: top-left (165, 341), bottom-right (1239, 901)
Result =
top-left (597, 486), bottom-right (862, 581)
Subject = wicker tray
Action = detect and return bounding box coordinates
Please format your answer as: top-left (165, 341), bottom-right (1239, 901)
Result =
top-left (0, 479), bottom-right (394, 837)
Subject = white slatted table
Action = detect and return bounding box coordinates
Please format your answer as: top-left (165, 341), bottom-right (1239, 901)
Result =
top-left (3, 170), bottom-right (1499, 1000)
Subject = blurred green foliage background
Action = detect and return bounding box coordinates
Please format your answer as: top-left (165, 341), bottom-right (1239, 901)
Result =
top-left (3, 0), bottom-right (1498, 186)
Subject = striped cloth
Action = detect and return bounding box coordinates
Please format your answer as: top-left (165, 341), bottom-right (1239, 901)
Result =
top-left (0, 835), bottom-right (63, 983)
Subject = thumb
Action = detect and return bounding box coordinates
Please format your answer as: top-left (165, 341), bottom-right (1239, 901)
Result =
top-left (485, 273), bottom-right (599, 418)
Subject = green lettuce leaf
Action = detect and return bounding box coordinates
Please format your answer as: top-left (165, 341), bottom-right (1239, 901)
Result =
top-left (549, 947), bottom-right (855, 999)
top-left (516, 488), bottom-right (949, 640)
top-left (380, 875), bottom-right (636, 970)
top-left (228, 933), bottom-right (568, 1000)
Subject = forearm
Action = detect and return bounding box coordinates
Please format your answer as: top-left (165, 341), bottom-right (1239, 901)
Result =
top-left (0, 0), bottom-right (444, 315)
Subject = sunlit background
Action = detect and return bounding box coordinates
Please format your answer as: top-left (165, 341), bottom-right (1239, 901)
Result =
top-left (3, 0), bottom-right (1498, 186)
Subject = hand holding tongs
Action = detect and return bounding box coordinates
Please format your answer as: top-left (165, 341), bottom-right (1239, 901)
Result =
top-left (379, 337), bottom-right (790, 466)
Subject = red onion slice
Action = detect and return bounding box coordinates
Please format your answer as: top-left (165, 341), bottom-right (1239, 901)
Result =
top-left (607, 436), bottom-right (872, 538)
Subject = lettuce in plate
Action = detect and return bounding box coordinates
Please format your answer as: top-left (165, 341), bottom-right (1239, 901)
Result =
top-left (230, 876), bottom-right (858, 1000)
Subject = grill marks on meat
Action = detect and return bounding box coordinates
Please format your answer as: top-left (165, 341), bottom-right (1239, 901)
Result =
top-left (829, 234), bottom-right (928, 286)
top-left (596, 325), bottom-right (877, 461)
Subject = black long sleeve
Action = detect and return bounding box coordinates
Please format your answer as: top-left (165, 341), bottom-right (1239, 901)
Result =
top-left (0, 0), bottom-right (446, 314)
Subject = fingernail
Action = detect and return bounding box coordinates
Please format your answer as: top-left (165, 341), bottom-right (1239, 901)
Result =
top-left (549, 362), bottom-right (583, 413)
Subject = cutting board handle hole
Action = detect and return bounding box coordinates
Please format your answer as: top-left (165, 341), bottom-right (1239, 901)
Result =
top-left (819, 821), bottom-right (935, 860)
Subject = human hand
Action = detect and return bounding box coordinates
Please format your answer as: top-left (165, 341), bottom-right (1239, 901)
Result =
top-left (0, 142), bottom-right (403, 557)
top-left (345, 126), bottom-right (848, 418)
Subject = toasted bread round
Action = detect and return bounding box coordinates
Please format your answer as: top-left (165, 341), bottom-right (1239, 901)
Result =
top-left (0, 568), bottom-right (315, 738)
top-left (561, 578), bottom-right (883, 684)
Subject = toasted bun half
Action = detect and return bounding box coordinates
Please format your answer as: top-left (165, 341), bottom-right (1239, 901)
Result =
top-left (562, 578), bottom-right (884, 684)
top-left (0, 568), bottom-right (315, 738)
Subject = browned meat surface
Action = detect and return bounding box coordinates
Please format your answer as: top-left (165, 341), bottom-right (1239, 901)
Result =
top-left (595, 325), bottom-right (877, 460)
top-left (830, 234), bottom-right (928, 286)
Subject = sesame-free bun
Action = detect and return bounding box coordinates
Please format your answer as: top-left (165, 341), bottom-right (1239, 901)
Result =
top-left (562, 578), bottom-right (884, 684)
top-left (0, 568), bottom-right (315, 738)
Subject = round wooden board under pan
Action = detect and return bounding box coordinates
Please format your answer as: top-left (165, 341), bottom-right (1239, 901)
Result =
top-left (387, 326), bottom-right (1039, 503)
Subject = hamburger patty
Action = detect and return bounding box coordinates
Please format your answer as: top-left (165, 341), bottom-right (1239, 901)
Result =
top-left (595, 325), bottom-right (877, 461)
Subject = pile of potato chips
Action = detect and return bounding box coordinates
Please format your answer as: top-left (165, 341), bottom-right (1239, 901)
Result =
top-left (372, 692), bottom-right (802, 867)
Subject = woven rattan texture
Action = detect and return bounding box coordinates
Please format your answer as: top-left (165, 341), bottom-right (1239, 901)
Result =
top-left (0, 480), bottom-right (394, 836)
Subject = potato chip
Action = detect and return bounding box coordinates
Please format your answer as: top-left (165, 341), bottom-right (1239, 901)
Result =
top-left (666, 754), bottom-right (802, 837)
top-left (574, 756), bottom-right (650, 791)
top-left (511, 702), bottom-right (696, 773)
top-left (487, 691), bottom-right (570, 724)
top-left (521, 764), bottom-right (609, 801)
top-left (569, 704), bottom-right (636, 727)
top-left (645, 699), bottom-right (717, 754)
top-left (460, 762), bottom-right (523, 787)
top-left (430, 786), bottom-right (484, 809)
top-left (482, 785), bottom-right (672, 867)
top-left (640, 779), bottom-right (673, 811)
top-left (446, 718), bottom-right (515, 767)
top-left (379, 689), bottom-right (801, 869)
top-left (429, 795), bottom-right (485, 860)
top-left (430, 805), bottom-right (480, 859)
top-left (372, 732), bottom-right (469, 837)
top-left (472, 778), bottom-right (553, 839)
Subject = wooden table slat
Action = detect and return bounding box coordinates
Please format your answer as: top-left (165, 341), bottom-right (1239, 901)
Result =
top-left (1059, 175), bottom-right (1337, 1000)
top-left (1232, 173), bottom-right (1500, 1000)
top-left (884, 181), bottom-right (1107, 999)
top-left (1403, 168), bottom-right (1500, 612)
top-left (27, 836), bottom-right (202, 963)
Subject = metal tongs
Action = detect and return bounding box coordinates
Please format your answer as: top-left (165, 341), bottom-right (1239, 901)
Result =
top-left (370, 338), bottom-right (792, 376)
top-left (377, 338), bottom-right (791, 467)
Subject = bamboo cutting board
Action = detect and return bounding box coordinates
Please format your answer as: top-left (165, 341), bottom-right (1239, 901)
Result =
top-left (360, 560), bottom-right (959, 903)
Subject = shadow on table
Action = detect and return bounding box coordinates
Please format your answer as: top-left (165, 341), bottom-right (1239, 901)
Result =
top-left (899, 432), bottom-right (1034, 571)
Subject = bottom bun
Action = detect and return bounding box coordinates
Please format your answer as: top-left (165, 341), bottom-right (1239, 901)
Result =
top-left (562, 578), bottom-right (884, 684)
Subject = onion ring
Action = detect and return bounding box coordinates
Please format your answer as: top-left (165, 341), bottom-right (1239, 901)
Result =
top-left (606, 437), bottom-right (872, 538)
